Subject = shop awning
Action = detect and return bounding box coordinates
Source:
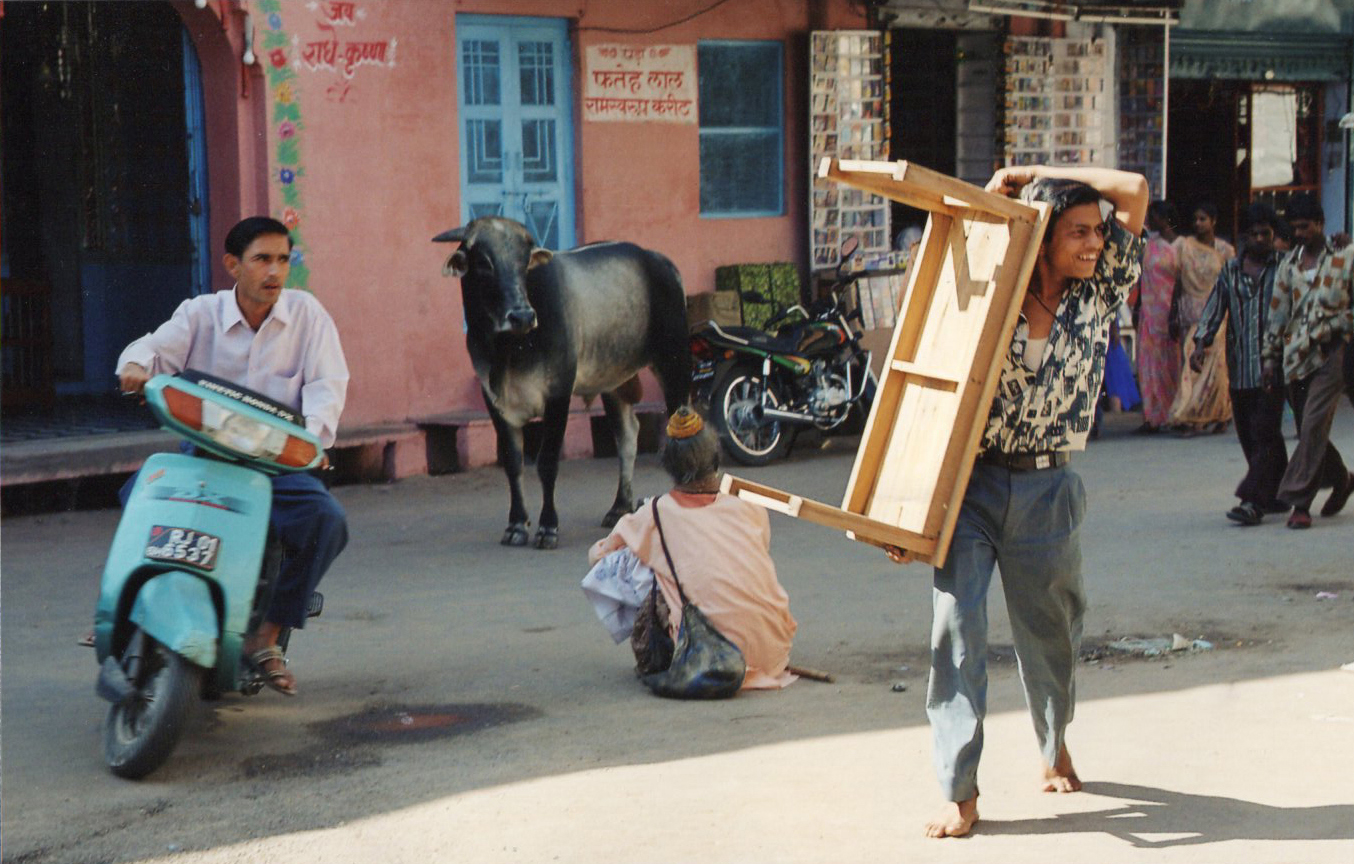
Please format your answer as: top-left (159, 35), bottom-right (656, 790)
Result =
top-left (1170, 30), bottom-right (1352, 82)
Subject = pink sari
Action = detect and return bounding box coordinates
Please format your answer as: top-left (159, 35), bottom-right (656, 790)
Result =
top-left (1135, 235), bottom-right (1180, 426)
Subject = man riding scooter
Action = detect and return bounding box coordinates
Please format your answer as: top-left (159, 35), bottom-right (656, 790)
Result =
top-left (115, 216), bottom-right (350, 696)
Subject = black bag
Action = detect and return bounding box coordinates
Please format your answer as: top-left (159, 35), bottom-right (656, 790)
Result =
top-left (638, 496), bottom-right (747, 699)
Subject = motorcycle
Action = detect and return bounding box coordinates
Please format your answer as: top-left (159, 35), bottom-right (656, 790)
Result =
top-left (93, 370), bottom-right (324, 778)
top-left (691, 247), bottom-right (900, 465)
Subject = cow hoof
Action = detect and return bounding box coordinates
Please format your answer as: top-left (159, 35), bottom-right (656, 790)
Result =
top-left (501, 524), bottom-right (530, 546)
top-left (534, 527), bottom-right (559, 550)
top-left (601, 507), bottom-right (631, 528)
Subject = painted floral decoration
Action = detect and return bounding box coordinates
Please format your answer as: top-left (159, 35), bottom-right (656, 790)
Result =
top-left (282, 207), bottom-right (301, 229)
top-left (268, 12), bottom-right (282, 29)
top-left (269, 48), bottom-right (288, 69)
top-left (280, 168), bottom-right (295, 184)
top-left (278, 121), bottom-right (297, 140)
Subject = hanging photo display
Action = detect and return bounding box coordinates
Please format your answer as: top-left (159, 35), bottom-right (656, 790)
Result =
top-left (1002, 35), bottom-right (1111, 170)
top-left (809, 30), bottom-right (892, 271)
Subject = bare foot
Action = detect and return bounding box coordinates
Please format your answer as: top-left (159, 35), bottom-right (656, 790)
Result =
top-left (924, 797), bottom-right (979, 838)
top-left (1041, 744), bottom-right (1082, 792)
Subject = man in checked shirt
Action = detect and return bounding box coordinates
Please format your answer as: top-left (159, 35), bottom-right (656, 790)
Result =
top-left (888, 165), bottom-right (1148, 838)
top-left (1260, 192), bottom-right (1354, 529)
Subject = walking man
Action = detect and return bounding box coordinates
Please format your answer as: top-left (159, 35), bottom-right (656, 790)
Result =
top-left (888, 165), bottom-right (1148, 838)
top-left (1189, 203), bottom-right (1288, 525)
top-left (1261, 193), bottom-right (1353, 528)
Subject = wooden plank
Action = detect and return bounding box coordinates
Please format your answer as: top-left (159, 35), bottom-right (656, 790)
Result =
top-left (887, 361), bottom-right (961, 392)
top-left (722, 475), bottom-right (938, 556)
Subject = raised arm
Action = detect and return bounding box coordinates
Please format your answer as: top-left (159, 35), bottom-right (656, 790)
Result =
top-left (986, 165), bottom-right (1149, 236)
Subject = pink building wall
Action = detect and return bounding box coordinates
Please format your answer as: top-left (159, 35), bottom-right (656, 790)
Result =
top-left (196, 0), bottom-right (866, 468)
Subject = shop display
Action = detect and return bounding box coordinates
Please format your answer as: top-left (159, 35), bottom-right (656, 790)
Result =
top-left (809, 30), bottom-right (892, 271)
top-left (1002, 35), bottom-right (1110, 169)
top-left (1117, 30), bottom-right (1166, 199)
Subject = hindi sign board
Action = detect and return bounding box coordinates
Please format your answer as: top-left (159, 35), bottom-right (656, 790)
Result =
top-left (583, 44), bottom-right (697, 123)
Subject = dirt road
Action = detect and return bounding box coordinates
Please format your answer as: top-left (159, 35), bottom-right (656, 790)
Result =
top-left (3, 408), bottom-right (1352, 863)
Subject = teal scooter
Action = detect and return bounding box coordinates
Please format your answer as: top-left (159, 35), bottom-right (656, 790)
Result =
top-left (93, 371), bottom-right (324, 778)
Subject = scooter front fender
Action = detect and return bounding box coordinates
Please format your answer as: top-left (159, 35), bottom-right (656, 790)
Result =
top-left (130, 572), bottom-right (219, 668)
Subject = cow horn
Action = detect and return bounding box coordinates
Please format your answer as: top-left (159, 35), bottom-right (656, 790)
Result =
top-left (432, 227), bottom-right (467, 243)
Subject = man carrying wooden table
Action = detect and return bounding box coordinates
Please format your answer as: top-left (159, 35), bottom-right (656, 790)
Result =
top-left (887, 165), bottom-right (1148, 838)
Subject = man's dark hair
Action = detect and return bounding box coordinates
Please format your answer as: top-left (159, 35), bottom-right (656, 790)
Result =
top-left (1243, 202), bottom-right (1282, 234)
top-left (1147, 199), bottom-right (1178, 232)
top-left (225, 217), bottom-right (294, 257)
top-left (1285, 192), bottom-right (1324, 224)
top-left (1193, 201), bottom-right (1219, 221)
top-left (1019, 178), bottom-right (1106, 235)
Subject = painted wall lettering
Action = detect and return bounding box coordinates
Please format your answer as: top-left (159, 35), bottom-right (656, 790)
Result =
top-left (584, 44), bottom-right (696, 124)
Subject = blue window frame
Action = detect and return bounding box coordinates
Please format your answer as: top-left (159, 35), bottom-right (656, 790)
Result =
top-left (698, 40), bottom-right (784, 218)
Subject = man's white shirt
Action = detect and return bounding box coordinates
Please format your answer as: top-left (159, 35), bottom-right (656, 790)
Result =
top-left (116, 287), bottom-right (349, 448)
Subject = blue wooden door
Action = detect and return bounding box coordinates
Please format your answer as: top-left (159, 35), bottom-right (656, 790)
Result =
top-left (456, 15), bottom-right (575, 250)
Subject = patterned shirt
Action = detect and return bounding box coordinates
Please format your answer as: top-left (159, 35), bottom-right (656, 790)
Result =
top-left (982, 220), bottom-right (1144, 454)
top-left (1193, 250), bottom-right (1279, 391)
top-left (1262, 240), bottom-right (1354, 382)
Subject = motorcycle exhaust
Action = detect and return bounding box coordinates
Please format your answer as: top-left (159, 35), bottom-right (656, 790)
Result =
top-left (752, 404), bottom-right (816, 426)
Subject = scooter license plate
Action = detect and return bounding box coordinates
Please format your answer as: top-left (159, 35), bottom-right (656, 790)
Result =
top-left (144, 526), bottom-right (222, 572)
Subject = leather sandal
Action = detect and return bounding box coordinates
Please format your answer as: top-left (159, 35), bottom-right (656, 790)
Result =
top-left (247, 645), bottom-right (297, 696)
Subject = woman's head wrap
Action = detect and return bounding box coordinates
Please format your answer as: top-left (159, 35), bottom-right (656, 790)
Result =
top-left (666, 406), bottom-right (705, 440)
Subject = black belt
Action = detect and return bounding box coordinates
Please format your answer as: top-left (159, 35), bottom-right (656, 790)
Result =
top-left (979, 450), bottom-right (1069, 471)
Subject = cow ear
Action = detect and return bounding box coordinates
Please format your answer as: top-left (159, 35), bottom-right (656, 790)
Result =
top-left (443, 249), bottom-right (469, 278)
top-left (527, 248), bottom-right (553, 271)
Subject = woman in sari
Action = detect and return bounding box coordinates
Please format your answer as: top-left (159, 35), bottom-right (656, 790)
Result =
top-left (1168, 202), bottom-right (1235, 435)
top-left (1131, 201), bottom-right (1181, 433)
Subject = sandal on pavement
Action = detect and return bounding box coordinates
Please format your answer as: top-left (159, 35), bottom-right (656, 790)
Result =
top-left (1287, 509), bottom-right (1312, 530)
top-left (1226, 502), bottom-right (1263, 526)
top-left (247, 645), bottom-right (298, 696)
top-left (1320, 471), bottom-right (1354, 517)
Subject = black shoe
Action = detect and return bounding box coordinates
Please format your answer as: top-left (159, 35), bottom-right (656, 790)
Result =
top-left (1226, 502), bottom-right (1263, 526)
top-left (1320, 471), bottom-right (1354, 517)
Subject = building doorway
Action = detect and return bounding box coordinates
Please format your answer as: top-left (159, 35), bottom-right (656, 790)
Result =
top-left (2, 1), bottom-right (209, 409)
top-left (454, 15), bottom-right (576, 250)
top-left (1168, 79), bottom-right (1324, 243)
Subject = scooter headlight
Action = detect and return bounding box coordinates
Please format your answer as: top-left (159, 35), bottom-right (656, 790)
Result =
top-left (198, 401), bottom-right (318, 467)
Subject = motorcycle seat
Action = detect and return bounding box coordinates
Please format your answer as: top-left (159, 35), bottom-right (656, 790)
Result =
top-left (703, 322), bottom-right (805, 356)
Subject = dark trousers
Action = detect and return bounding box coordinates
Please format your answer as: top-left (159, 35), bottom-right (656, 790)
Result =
top-left (1231, 386), bottom-right (1288, 508)
top-left (1345, 339), bottom-right (1354, 409)
top-left (121, 463), bottom-right (347, 630)
top-left (1280, 344), bottom-right (1349, 511)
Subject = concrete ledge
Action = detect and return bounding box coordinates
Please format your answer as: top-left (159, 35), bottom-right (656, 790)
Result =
top-left (0, 430), bottom-right (177, 488)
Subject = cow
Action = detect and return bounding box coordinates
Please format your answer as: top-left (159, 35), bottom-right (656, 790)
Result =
top-left (433, 216), bottom-right (691, 549)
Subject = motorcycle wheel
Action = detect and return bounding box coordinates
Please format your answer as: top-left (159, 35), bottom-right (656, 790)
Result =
top-left (712, 367), bottom-right (791, 466)
top-left (103, 629), bottom-right (201, 779)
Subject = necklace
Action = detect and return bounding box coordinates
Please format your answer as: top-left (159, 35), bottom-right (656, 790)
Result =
top-left (1029, 290), bottom-right (1059, 318)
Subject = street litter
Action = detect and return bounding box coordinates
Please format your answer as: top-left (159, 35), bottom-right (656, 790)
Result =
top-left (1315, 591), bottom-right (1339, 600)
top-left (1108, 634), bottom-right (1214, 657)
top-left (1341, 662), bottom-right (1354, 673)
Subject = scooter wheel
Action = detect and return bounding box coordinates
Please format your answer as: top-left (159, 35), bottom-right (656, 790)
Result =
top-left (104, 630), bottom-right (201, 779)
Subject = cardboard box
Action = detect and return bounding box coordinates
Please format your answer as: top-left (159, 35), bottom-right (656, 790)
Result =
top-left (686, 291), bottom-right (742, 329)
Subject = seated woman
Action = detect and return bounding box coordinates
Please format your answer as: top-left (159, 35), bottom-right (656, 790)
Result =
top-left (583, 407), bottom-right (798, 689)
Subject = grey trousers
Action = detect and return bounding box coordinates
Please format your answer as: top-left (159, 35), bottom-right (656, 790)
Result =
top-left (1280, 342), bottom-right (1349, 512)
top-left (927, 461), bottom-right (1087, 802)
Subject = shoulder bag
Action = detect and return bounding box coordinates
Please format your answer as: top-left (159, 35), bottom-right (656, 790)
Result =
top-left (638, 495), bottom-right (747, 699)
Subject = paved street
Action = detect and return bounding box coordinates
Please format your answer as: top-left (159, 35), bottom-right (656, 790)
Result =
top-left (3, 408), bottom-right (1353, 864)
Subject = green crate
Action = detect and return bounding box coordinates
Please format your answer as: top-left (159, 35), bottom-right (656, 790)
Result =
top-left (714, 263), bottom-right (801, 331)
